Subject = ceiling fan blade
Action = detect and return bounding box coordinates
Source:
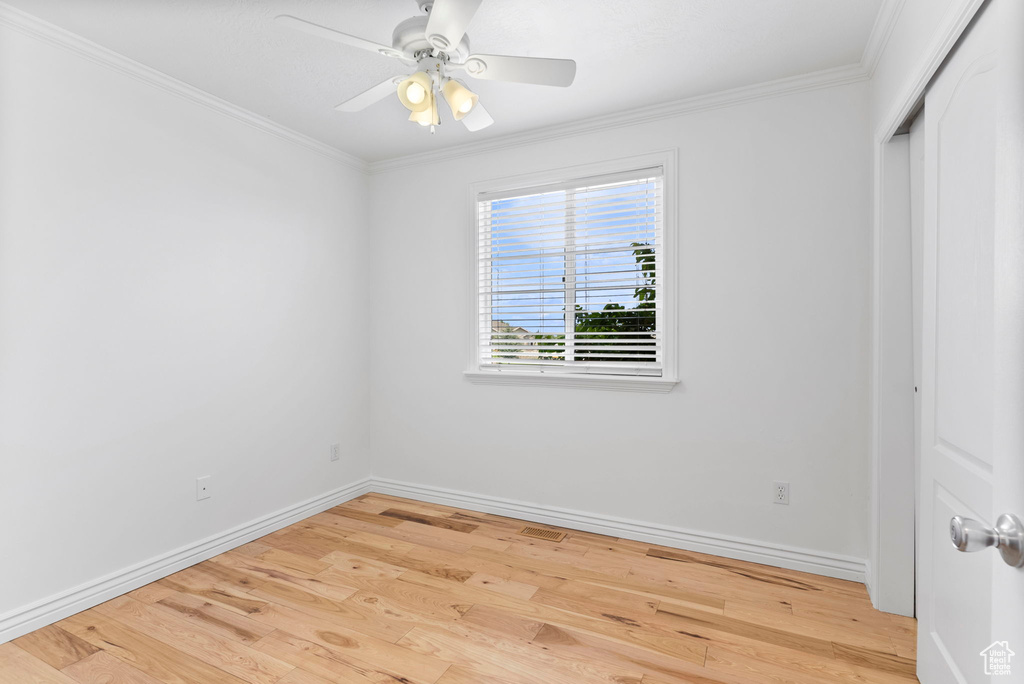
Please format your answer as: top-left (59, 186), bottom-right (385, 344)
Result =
top-left (461, 54), bottom-right (576, 87)
top-left (335, 78), bottom-right (401, 112)
top-left (424, 0), bottom-right (483, 51)
top-left (462, 102), bottom-right (494, 132)
top-left (276, 15), bottom-right (408, 61)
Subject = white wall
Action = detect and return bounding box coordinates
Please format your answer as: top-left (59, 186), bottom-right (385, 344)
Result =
top-left (368, 81), bottom-right (873, 564)
top-left (0, 22), bottom-right (370, 629)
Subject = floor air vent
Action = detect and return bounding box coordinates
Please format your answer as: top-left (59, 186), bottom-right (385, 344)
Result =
top-left (518, 526), bottom-right (566, 542)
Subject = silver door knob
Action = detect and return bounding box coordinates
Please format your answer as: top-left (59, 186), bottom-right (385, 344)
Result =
top-left (950, 514), bottom-right (1024, 568)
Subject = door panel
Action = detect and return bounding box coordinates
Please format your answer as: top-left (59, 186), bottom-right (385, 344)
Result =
top-left (932, 52), bottom-right (995, 470)
top-left (931, 482), bottom-right (991, 676)
top-left (918, 6), bottom-right (996, 683)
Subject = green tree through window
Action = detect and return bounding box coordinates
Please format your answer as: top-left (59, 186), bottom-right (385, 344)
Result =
top-left (536, 243), bottom-right (656, 363)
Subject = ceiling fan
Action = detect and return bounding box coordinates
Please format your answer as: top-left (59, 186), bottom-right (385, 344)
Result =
top-left (276, 0), bottom-right (577, 133)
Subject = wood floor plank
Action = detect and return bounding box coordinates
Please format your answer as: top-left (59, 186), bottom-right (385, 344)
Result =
top-left (528, 623), bottom-right (735, 684)
top-left (61, 651), bottom-right (166, 684)
top-left (380, 507), bottom-right (480, 533)
top-left (275, 667), bottom-right (340, 684)
top-left (312, 513), bottom-right (478, 554)
top-left (93, 596), bottom-right (294, 684)
top-left (631, 550), bottom-right (871, 614)
top-left (640, 668), bottom-right (764, 684)
top-left (335, 528), bottom-right (421, 554)
top-left (335, 494), bottom-right (393, 514)
top-left (361, 493), bottom-right (467, 518)
top-left (249, 578), bottom-right (409, 642)
top-left (209, 551), bottom-right (360, 603)
top-left (327, 507), bottom-right (405, 528)
top-left (402, 544), bottom-right (570, 597)
top-left (249, 602), bottom-right (451, 682)
top-left (467, 547), bottom-right (724, 611)
top-left (724, 600), bottom-right (897, 653)
top-left (256, 548), bottom-right (331, 575)
top-left (251, 633), bottom-right (400, 684)
top-left (398, 623), bottom-right (646, 684)
top-left (154, 591), bottom-right (275, 645)
top-left (12, 494), bottom-right (917, 684)
top-left (157, 570), bottom-right (269, 617)
top-left (464, 572), bottom-right (540, 600)
top-left (652, 602), bottom-right (836, 659)
top-left (392, 520), bottom-right (512, 553)
top-left (346, 585), bottom-right (472, 626)
top-left (319, 550), bottom-right (408, 579)
top-left (59, 611), bottom-right (248, 684)
top-left (448, 510), bottom-right (524, 530)
top-left (317, 535), bottom-right (475, 582)
top-left (458, 604), bottom-right (546, 642)
top-left (12, 624), bottom-right (100, 670)
top-left (232, 541), bottom-right (276, 558)
top-left (126, 583), bottom-right (177, 605)
top-left (624, 562), bottom-right (825, 615)
top-left (536, 579), bottom-right (661, 615)
top-left (0, 643), bottom-right (78, 684)
top-left (434, 663), bottom-right (524, 684)
top-left (891, 633), bottom-right (916, 660)
top-left (832, 642), bottom-right (918, 679)
top-left (398, 570), bottom-right (710, 667)
top-left (705, 643), bottom-right (916, 684)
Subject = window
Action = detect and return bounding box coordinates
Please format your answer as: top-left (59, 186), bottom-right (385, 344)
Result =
top-left (467, 155), bottom-right (677, 392)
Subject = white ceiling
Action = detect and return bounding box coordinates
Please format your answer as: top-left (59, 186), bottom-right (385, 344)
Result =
top-left (7, 0), bottom-right (883, 162)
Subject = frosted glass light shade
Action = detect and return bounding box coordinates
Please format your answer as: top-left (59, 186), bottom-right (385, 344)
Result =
top-left (398, 72), bottom-right (433, 112)
top-left (442, 79), bottom-right (478, 120)
top-left (409, 92), bottom-right (439, 126)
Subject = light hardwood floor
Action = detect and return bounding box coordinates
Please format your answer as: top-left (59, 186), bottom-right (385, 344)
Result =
top-left (3, 493), bottom-right (918, 683)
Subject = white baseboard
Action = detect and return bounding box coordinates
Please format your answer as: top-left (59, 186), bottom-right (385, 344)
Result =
top-left (1, 474), bottom-right (869, 645)
top-left (0, 477), bottom-right (372, 645)
top-left (368, 477), bottom-right (869, 583)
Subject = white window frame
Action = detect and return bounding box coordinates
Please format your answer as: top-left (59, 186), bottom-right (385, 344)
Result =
top-left (465, 150), bottom-right (679, 393)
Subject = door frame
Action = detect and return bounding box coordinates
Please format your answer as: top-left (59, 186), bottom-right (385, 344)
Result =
top-left (869, 0), bottom-right (986, 616)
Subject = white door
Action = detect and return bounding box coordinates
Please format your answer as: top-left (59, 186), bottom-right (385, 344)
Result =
top-left (917, 1), bottom-right (1024, 682)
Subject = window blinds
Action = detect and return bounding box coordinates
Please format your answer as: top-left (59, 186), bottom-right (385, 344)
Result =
top-left (477, 166), bottom-right (664, 376)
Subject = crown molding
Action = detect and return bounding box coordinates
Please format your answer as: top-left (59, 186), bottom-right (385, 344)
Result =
top-left (366, 0), bottom-right (902, 174)
top-left (0, 2), bottom-right (369, 174)
top-left (860, 0), bottom-right (907, 79)
top-left (1, 0), bottom-right (900, 177)
top-left (367, 62), bottom-right (870, 174)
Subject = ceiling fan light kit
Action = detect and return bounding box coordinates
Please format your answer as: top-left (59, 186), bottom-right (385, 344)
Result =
top-left (277, 0), bottom-right (576, 133)
top-left (442, 79), bottom-right (478, 120)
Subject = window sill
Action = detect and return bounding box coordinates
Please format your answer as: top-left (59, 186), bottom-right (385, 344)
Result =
top-left (463, 370), bottom-right (679, 393)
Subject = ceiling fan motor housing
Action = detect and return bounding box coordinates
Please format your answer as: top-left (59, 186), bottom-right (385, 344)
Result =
top-left (392, 15), bottom-right (470, 63)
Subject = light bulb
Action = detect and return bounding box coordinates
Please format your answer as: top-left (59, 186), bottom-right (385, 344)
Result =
top-left (406, 83), bottom-right (425, 105)
top-left (459, 99), bottom-right (473, 113)
top-left (397, 72), bottom-right (432, 112)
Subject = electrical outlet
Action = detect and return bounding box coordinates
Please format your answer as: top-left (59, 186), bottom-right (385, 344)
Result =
top-left (196, 475), bottom-right (211, 501)
top-left (330, 443), bottom-right (341, 462)
top-left (773, 481), bottom-right (790, 505)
